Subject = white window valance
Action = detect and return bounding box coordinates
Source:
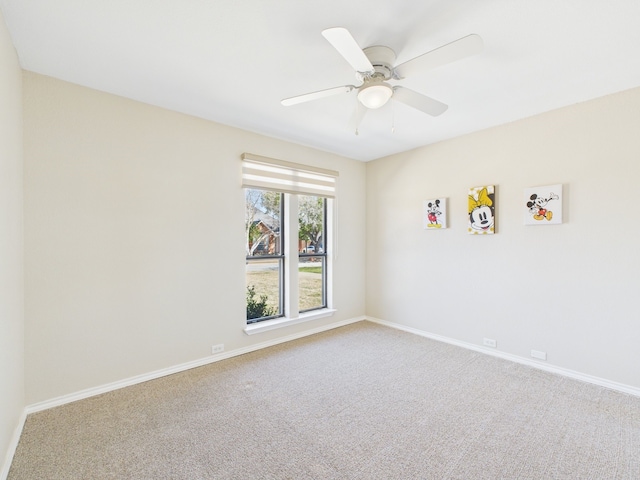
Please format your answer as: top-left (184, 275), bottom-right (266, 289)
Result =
top-left (241, 153), bottom-right (338, 198)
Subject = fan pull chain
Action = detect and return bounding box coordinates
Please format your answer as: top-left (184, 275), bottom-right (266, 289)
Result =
top-left (391, 102), bottom-right (396, 133)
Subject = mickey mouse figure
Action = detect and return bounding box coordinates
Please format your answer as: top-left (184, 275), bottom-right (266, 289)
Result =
top-left (426, 199), bottom-right (442, 228)
top-left (527, 192), bottom-right (559, 221)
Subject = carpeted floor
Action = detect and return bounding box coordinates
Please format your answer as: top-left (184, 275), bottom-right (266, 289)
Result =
top-left (9, 321), bottom-right (640, 479)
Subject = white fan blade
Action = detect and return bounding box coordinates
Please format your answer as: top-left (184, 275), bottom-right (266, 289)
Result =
top-left (394, 34), bottom-right (483, 78)
top-left (281, 85), bottom-right (355, 106)
top-left (392, 86), bottom-right (448, 116)
top-left (322, 27), bottom-right (375, 74)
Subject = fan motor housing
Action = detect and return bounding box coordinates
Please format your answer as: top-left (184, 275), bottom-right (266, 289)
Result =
top-left (362, 45), bottom-right (396, 80)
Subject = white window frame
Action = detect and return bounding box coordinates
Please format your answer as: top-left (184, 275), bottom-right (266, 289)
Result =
top-left (242, 154), bottom-right (337, 335)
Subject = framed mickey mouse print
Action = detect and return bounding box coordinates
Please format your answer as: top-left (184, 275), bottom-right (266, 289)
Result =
top-left (423, 198), bottom-right (447, 229)
top-left (524, 184), bottom-right (563, 225)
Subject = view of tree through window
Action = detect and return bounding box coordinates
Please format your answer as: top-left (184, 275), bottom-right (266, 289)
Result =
top-left (298, 195), bottom-right (326, 312)
top-left (245, 189), bottom-right (327, 322)
top-left (245, 189), bottom-right (282, 322)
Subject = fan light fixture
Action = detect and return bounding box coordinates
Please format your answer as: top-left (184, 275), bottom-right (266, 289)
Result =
top-left (281, 28), bottom-right (483, 120)
top-left (358, 83), bottom-right (393, 109)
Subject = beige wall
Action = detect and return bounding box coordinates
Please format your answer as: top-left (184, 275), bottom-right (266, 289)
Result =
top-left (0, 9), bottom-right (24, 476)
top-left (23, 72), bottom-right (366, 404)
top-left (366, 87), bottom-right (640, 389)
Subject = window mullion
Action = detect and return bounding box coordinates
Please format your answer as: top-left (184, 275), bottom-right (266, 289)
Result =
top-left (283, 194), bottom-right (299, 319)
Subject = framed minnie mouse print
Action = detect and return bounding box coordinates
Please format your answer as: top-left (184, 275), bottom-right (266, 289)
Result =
top-left (423, 198), bottom-right (447, 229)
top-left (524, 184), bottom-right (563, 225)
top-left (468, 185), bottom-right (495, 234)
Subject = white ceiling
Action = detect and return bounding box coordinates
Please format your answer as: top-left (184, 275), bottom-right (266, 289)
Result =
top-left (2, 0), bottom-right (640, 161)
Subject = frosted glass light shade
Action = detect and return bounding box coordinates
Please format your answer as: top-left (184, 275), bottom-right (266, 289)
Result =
top-left (358, 84), bottom-right (393, 109)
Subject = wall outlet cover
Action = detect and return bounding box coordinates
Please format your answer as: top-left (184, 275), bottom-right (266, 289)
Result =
top-left (483, 338), bottom-right (497, 348)
top-left (531, 349), bottom-right (547, 360)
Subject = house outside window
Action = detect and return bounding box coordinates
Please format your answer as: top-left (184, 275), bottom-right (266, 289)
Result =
top-left (245, 189), bottom-right (284, 322)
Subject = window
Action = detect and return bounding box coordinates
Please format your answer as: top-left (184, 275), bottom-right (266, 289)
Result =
top-left (242, 153), bottom-right (337, 331)
top-left (245, 190), bottom-right (284, 322)
top-left (298, 194), bottom-right (327, 312)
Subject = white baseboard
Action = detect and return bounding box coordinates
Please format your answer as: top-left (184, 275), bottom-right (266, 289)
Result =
top-left (26, 315), bottom-right (366, 414)
top-left (366, 316), bottom-right (640, 398)
top-left (1, 409), bottom-right (27, 480)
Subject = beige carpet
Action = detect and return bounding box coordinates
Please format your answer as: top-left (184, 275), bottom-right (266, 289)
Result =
top-left (9, 321), bottom-right (640, 479)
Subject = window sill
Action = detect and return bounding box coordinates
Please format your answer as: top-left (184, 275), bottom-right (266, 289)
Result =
top-left (244, 309), bottom-right (336, 335)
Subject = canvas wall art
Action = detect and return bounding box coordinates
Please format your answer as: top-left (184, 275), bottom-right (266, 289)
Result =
top-left (468, 185), bottom-right (495, 235)
top-left (524, 184), bottom-right (563, 225)
top-left (423, 198), bottom-right (447, 229)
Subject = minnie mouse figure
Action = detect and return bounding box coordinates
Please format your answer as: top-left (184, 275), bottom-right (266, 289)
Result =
top-left (468, 187), bottom-right (495, 234)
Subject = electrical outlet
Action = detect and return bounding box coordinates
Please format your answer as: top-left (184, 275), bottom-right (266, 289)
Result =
top-left (483, 338), bottom-right (497, 348)
top-left (211, 344), bottom-right (224, 355)
top-left (530, 349), bottom-right (547, 360)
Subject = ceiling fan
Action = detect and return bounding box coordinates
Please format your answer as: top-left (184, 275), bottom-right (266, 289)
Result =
top-left (281, 27), bottom-right (483, 122)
